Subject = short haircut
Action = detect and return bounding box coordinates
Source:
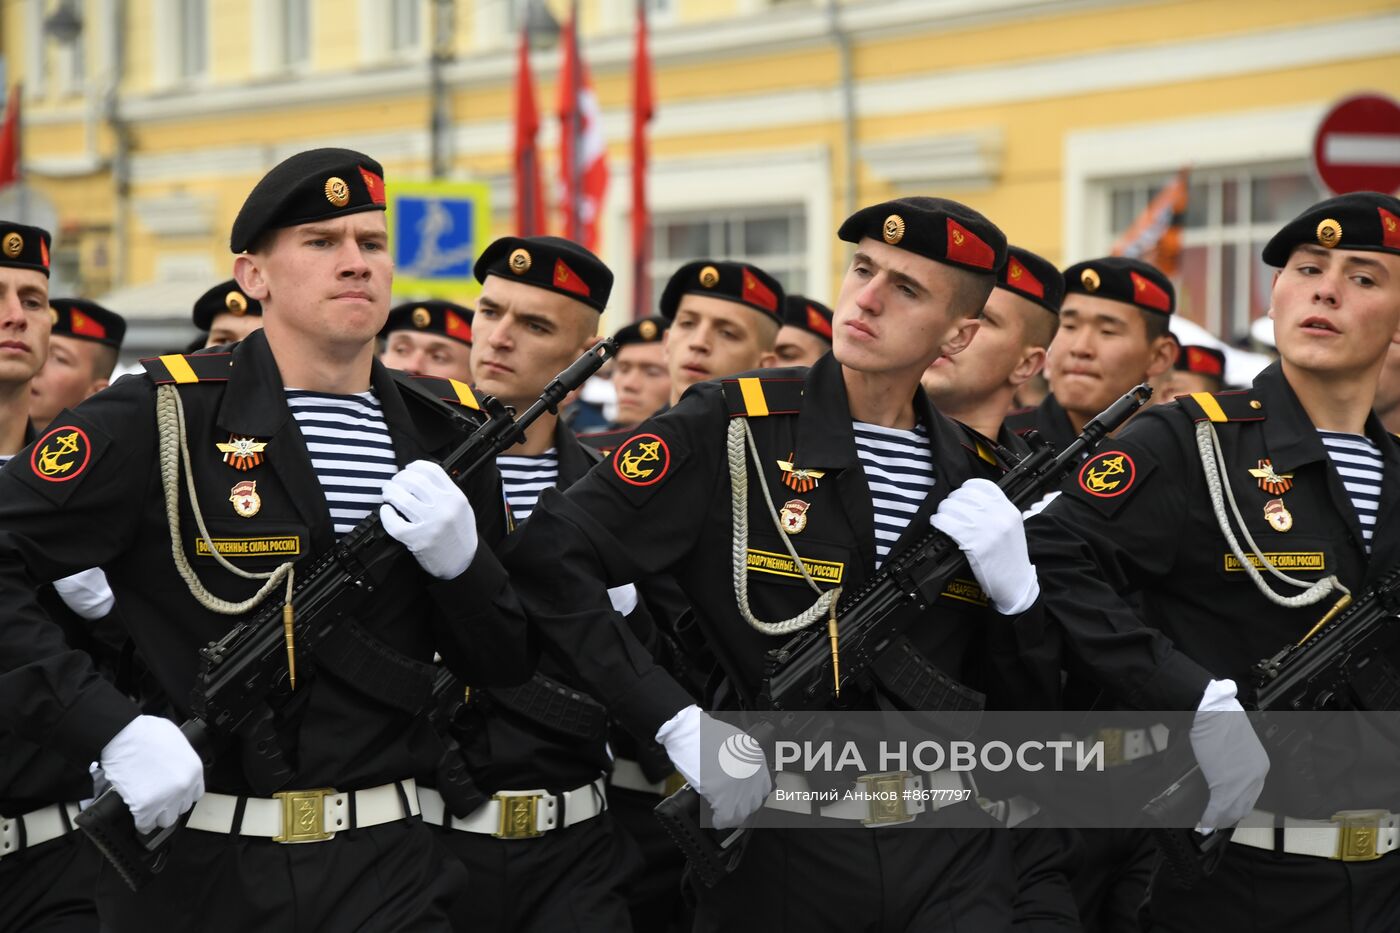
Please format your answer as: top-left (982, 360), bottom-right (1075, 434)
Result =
top-left (1021, 305), bottom-right (1059, 351)
top-left (1139, 308), bottom-right (1170, 342)
top-left (92, 344), bottom-right (119, 381)
top-left (755, 312), bottom-right (780, 351)
top-left (951, 269), bottom-right (996, 319)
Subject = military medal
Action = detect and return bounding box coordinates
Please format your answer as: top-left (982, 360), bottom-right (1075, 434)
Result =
top-left (231, 480), bottom-right (261, 518)
top-left (1247, 459), bottom-right (1293, 495)
top-left (1263, 498), bottom-right (1293, 533)
top-left (217, 435), bottom-right (269, 471)
top-left (777, 456), bottom-right (825, 494)
top-left (779, 499), bottom-right (810, 535)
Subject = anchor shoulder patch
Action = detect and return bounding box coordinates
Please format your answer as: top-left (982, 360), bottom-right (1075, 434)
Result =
top-left (721, 375), bottom-right (805, 419)
top-left (1070, 443), bottom-right (1158, 517)
top-left (1175, 389), bottom-right (1265, 425)
top-left (140, 351), bottom-right (234, 385)
top-left (16, 411), bottom-right (113, 506)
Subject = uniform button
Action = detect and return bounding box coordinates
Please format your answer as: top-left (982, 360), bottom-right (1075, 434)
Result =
top-left (1250, 400), bottom-right (1262, 410)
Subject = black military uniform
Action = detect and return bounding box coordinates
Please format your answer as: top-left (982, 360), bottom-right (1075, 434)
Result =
top-left (1027, 192), bottom-right (1400, 932)
top-left (501, 199), bottom-right (1060, 931)
top-left (0, 151), bottom-right (531, 932)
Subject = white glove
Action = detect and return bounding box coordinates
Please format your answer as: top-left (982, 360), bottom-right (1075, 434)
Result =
top-left (52, 567), bottom-right (116, 621)
top-left (929, 478), bottom-right (1039, 615)
top-left (380, 460), bottom-right (479, 580)
top-left (656, 704), bottom-right (773, 830)
top-left (1021, 490), bottom-right (1061, 522)
top-left (99, 716), bottom-right (205, 834)
top-left (1190, 679), bottom-right (1269, 833)
top-left (607, 583), bottom-right (639, 616)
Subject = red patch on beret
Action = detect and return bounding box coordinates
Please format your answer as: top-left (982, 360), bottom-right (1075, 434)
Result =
top-left (945, 219), bottom-right (995, 270)
top-left (1129, 271), bottom-right (1171, 312)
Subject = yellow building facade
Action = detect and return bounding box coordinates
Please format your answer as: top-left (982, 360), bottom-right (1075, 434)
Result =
top-left (4, 0), bottom-right (1399, 355)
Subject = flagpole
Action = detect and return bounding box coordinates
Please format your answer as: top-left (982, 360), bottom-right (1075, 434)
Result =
top-left (521, 20), bottom-right (535, 235)
top-left (568, 0), bottom-right (582, 243)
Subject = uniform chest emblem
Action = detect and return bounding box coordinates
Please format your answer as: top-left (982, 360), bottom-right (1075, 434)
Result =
top-left (230, 480), bottom-right (262, 518)
top-left (777, 456), bottom-right (825, 493)
top-left (1248, 459), bottom-right (1293, 495)
top-left (1263, 497), bottom-right (1293, 533)
top-left (217, 435), bottom-right (269, 471)
top-left (779, 499), bottom-right (810, 535)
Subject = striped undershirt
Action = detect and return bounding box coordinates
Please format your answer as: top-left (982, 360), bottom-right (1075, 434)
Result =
top-left (851, 420), bottom-right (936, 567)
top-left (1318, 430), bottom-right (1384, 553)
top-left (497, 451), bottom-right (559, 524)
top-left (285, 389), bottom-right (398, 537)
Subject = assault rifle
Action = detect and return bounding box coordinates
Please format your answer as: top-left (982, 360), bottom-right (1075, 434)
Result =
top-left (1145, 559), bottom-right (1400, 884)
top-left (77, 341), bottom-right (616, 890)
top-left (655, 384), bottom-right (1153, 886)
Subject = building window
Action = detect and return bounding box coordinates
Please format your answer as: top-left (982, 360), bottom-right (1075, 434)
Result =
top-left (24, 0), bottom-right (48, 98)
top-left (1104, 166), bottom-right (1322, 343)
top-left (278, 0), bottom-right (311, 68)
top-left (174, 0), bottom-right (210, 80)
top-left (648, 207), bottom-right (808, 309)
top-left (389, 0), bottom-right (423, 53)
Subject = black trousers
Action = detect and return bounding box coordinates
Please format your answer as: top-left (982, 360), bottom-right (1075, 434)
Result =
top-left (694, 823), bottom-right (1016, 933)
top-left (1145, 842), bottom-right (1400, 933)
top-left (95, 820), bottom-right (462, 933)
top-left (432, 812), bottom-right (641, 933)
top-left (1071, 829), bottom-right (1156, 933)
top-left (0, 831), bottom-right (100, 933)
top-left (608, 786), bottom-right (691, 933)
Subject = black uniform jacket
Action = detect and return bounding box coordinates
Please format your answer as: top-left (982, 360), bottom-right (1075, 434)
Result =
top-left (1027, 362), bottom-right (1400, 806)
top-left (0, 329), bottom-right (530, 794)
top-left (502, 352), bottom-right (1054, 743)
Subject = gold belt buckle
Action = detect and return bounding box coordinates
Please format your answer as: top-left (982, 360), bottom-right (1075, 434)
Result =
top-left (494, 792), bottom-right (543, 839)
top-left (662, 772), bottom-right (688, 797)
top-left (1332, 809), bottom-right (1387, 861)
top-left (273, 787), bottom-right (336, 843)
top-left (1095, 728), bottom-right (1126, 768)
top-left (858, 771), bottom-right (913, 827)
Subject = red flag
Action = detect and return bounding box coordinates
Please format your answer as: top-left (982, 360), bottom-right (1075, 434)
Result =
top-left (557, 3), bottom-right (609, 250)
top-left (1112, 167), bottom-right (1189, 277)
top-left (631, 1), bottom-right (654, 318)
top-left (0, 85), bottom-right (21, 191)
top-left (513, 26), bottom-right (545, 236)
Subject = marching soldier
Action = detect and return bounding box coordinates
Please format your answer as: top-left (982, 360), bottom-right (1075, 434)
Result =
top-left (772, 293), bottom-right (834, 366)
top-left (414, 234), bottom-right (641, 932)
top-left (1005, 257), bottom-right (1178, 452)
top-left (28, 299), bottom-right (126, 433)
top-left (660, 258), bottom-right (781, 404)
top-left (380, 299), bottom-right (474, 383)
top-left (607, 315), bottom-right (670, 431)
top-left (502, 197), bottom-right (1058, 931)
top-left (0, 150), bottom-right (531, 931)
top-left (193, 279), bottom-right (263, 349)
top-left (1028, 193), bottom-right (1400, 931)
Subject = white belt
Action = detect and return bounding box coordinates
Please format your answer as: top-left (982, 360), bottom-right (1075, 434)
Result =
top-left (1231, 808), bottom-right (1400, 861)
top-left (1067, 724), bottom-right (1170, 767)
top-left (418, 777), bottom-right (607, 839)
top-left (765, 770), bottom-right (969, 826)
top-left (186, 779), bottom-right (419, 843)
top-left (608, 758), bottom-right (685, 797)
top-left (0, 802), bottom-right (83, 858)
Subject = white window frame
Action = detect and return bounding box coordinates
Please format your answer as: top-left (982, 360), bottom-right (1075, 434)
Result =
top-left (387, 0), bottom-right (425, 58)
top-left (156, 0), bottom-right (211, 86)
top-left (24, 0), bottom-right (47, 99)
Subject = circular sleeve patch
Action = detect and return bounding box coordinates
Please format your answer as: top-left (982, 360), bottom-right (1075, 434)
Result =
top-left (1077, 450), bottom-right (1136, 498)
top-left (612, 433), bottom-right (671, 487)
top-left (30, 426), bottom-right (93, 483)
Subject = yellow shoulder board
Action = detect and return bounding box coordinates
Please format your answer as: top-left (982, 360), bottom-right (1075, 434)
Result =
top-left (408, 375), bottom-right (481, 411)
top-left (721, 376), bottom-right (804, 418)
top-left (1175, 389), bottom-right (1265, 424)
top-left (140, 350), bottom-right (234, 385)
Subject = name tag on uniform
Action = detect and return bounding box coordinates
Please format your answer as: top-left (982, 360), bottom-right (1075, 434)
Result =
top-left (939, 578), bottom-right (989, 608)
top-left (195, 536), bottom-right (302, 559)
top-left (745, 548), bottom-right (844, 584)
top-left (1223, 552), bottom-right (1324, 573)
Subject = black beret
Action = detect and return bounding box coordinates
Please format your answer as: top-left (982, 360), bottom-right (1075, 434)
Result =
top-left (474, 235), bottom-right (612, 314)
top-left (382, 299), bottom-right (474, 345)
top-left (1261, 191), bottom-right (1400, 268)
top-left (613, 315), bottom-right (668, 349)
top-left (193, 280), bottom-right (263, 330)
top-left (780, 295), bottom-right (833, 343)
top-left (49, 298), bottom-right (125, 349)
top-left (1063, 256), bottom-right (1174, 315)
top-left (997, 246), bottom-right (1064, 316)
top-left (838, 197), bottom-right (1007, 276)
top-left (658, 260), bottom-right (784, 322)
top-left (231, 148), bottom-right (386, 253)
top-left (0, 221), bottom-right (52, 277)
top-left (1175, 344), bottom-right (1226, 379)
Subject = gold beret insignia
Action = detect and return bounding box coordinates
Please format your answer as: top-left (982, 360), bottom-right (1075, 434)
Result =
top-left (1315, 218), bottom-right (1342, 249)
top-left (1081, 268), bottom-right (1101, 293)
top-left (882, 214), bottom-right (905, 245)
top-left (324, 176), bottom-right (350, 207)
top-left (509, 248), bottom-right (532, 274)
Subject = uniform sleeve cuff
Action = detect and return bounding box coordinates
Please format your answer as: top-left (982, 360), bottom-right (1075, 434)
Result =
top-left (611, 668), bottom-right (696, 744)
top-left (50, 684), bottom-right (141, 764)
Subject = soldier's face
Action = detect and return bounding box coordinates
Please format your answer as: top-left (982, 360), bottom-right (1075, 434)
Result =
top-left (612, 342), bottom-right (669, 427)
top-left (1270, 245), bottom-right (1400, 378)
top-left (662, 295), bottom-right (777, 401)
top-left (29, 334), bottom-right (108, 429)
top-left (0, 267), bottom-right (51, 387)
top-left (242, 213), bottom-right (392, 350)
top-left (205, 311), bottom-right (264, 348)
top-left (471, 276), bottom-right (596, 407)
top-left (832, 238), bottom-right (978, 378)
top-left (381, 330), bottom-right (472, 383)
top-left (1048, 294), bottom-right (1170, 420)
top-left (922, 287), bottom-right (1041, 408)
top-left (772, 325), bottom-right (830, 367)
